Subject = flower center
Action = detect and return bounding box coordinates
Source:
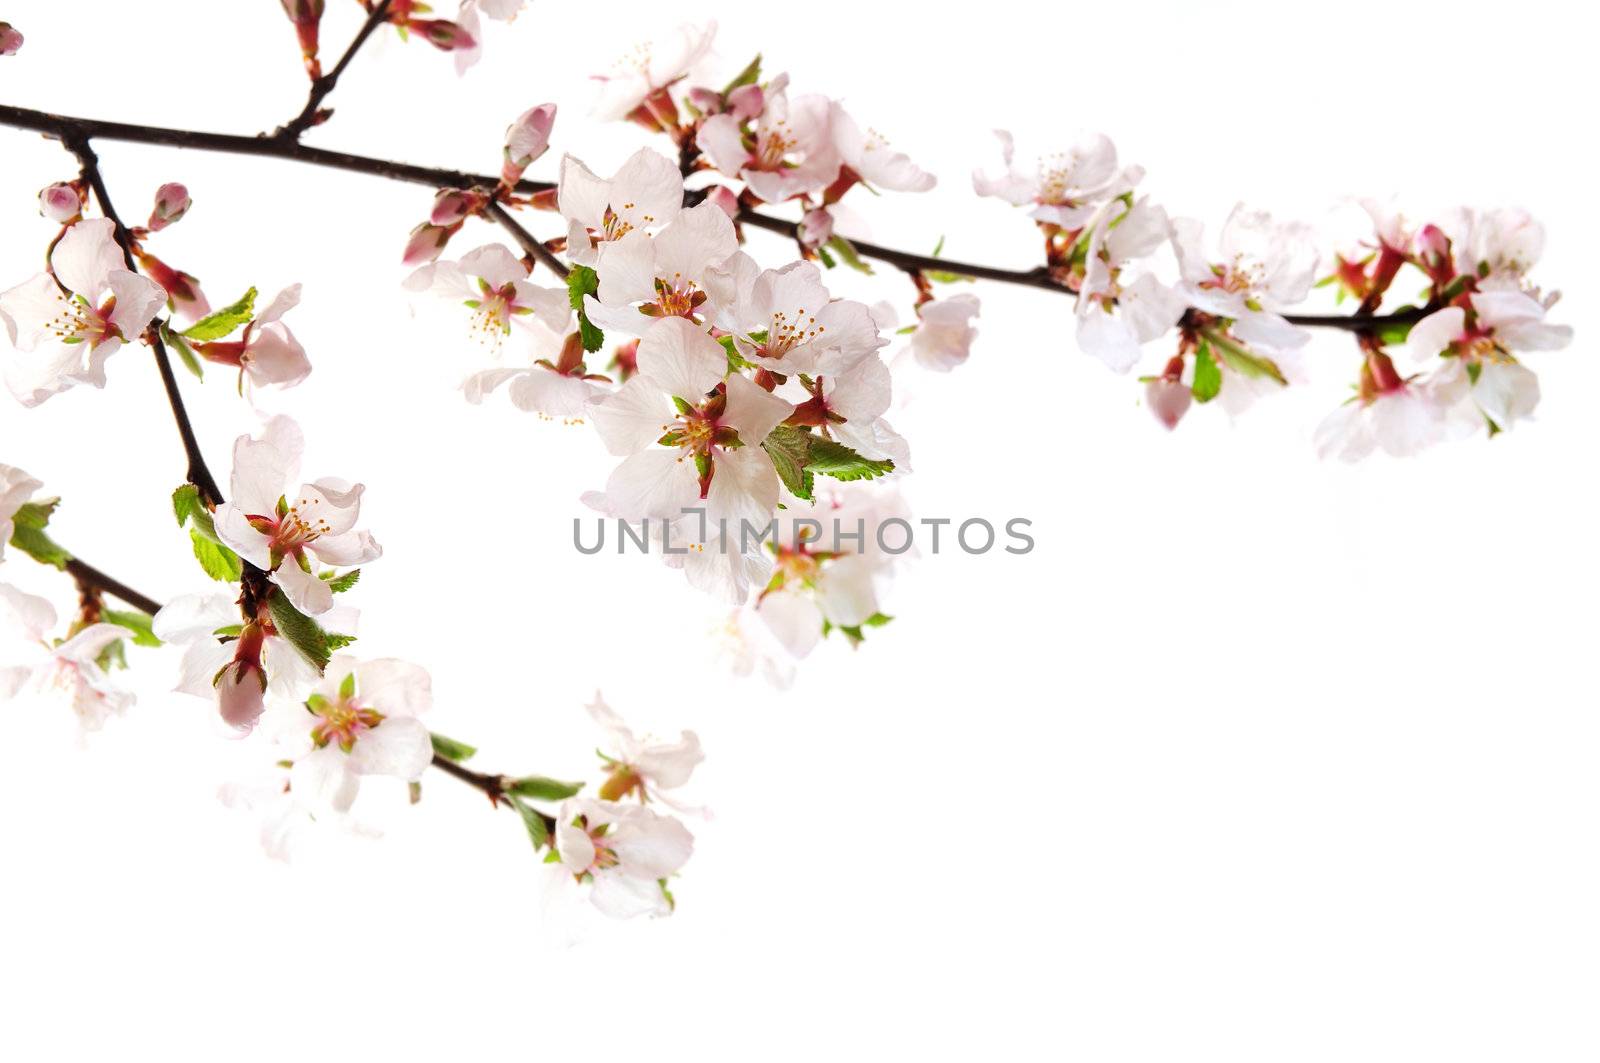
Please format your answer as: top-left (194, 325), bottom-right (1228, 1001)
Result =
top-left (308, 687), bottom-right (385, 753)
top-left (48, 293), bottom-right (116, 348)
top-left (1037, 153), bottom-right (1087, 206)
top-left (759, 308), bottom-right (822, 360)
top-left (641, 273), bottom-right (708, 320)
top-left (755, 119), bottom-right (798, 169)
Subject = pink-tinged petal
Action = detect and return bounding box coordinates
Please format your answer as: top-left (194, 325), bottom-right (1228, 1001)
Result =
top-left (603, 449), bottom-right (699, 521)
top-left (651, 202), bottom-right (738, 281)
top-left (722, 371), bottom-right (791, 445)
top-left (461, 367), bottom-right (521, 404)
top-left (290, 746), bottom-right (360, 814)
top-left (294, 478), bottom-right (364, 536)
top-left (243, 324), bottom-right (311, 389)
top-left (0, 272), bottom-right (72, 351)
top-left (592, 231), bottom-right (660, 307)
top-left (152, 592), bottom-right (236, 643)
top-left (509, 279), bottom-right (571, 331)
top-left (214, 503), bottom-right (274, 570)
top-left (696, 114), bottom-right (752, 177)
top-left (591, 375), bottom-right (674, 456)
top-left (53, 622), bottom-right (130, 666)
top-left (610, 809), bottom-right (694, 879)
top-left (0, 581), bottom-right (57, 641)
top-left (459, 243), bottom-right (526, 290)
top-left (636, 316), bottom-right (726, 401)
top-left (556, 813), bottom-right (596, 874)
top-left (104, 270), bottom-right (164, 336)
top-left (308, 529), bottom-right (380, 567)
top-left (217, 665), bottom-right (266, 732)
top-left (703, 445), bottom-right (779, 529)
top-left (354, 657), bottom-right (432, 718)
top-left (255, 284), bottom-right (302, 326)
top-left (1473, 361), bottom-right (1541, 427)
top-left (507, 367), bottom-right (600, 419)
top-left (557, 153), bottom-right (610, 228)
top-left (38, 182), bottom-right (81, 223)
top-left (273, 556), bottom-right (334, 617)
top-left (816, 554), bottom-right (880, 627)
top-left (1075, 306), bottom-right (1141, 374)
top-left (174, 638), bottom-right (232, 700)
top-left (502, 103), bottom-right (556, 184)
top-left (589, 872), bottom-right (674, 918)
top-left (347, 716), bottom-right (432, 778)
top-left (229, 416), bottom-right (303, 513)
top-left (1145, 378), bottom-right (1192, 430)
top-left (610, 148), bottom-right (683, 232)
top-left (634, 732), bottom-right (703, 790)
top-left (756, 590), bottom-right (823, 658)
top-left (50, 219), bottom-right (123, 298)
top-left (1405, 307), bottom-right (1466, 361)
top-left (827, 353), bottom-right (892, 423)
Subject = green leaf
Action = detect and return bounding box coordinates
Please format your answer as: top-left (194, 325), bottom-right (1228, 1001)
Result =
top-left (9, 524), bottom-right (71, 569)
top-left (173, 483), bottom-right (243, 582)
top-left (507, 793), bottom-right (551, 850)
top-left (429, 732), bottom-right (478, 763)
top-left (825, 236), bottom-right (874, 275)
top-left (566, 266), bottom-right (604, 353)
top-left (721, 53), bottom-right (762, 96)
top-left (805, 437), bottom-right (895, 483)
top-left (181, 286), bottom-right (257, 342)
top-left (924, 236), bottom-right (973, 284)
top-left (101, 608), bottom-right (162, 647)
top-left (761, 425), bottom-right (815, 501)
top-left (1191, 341), bottom-right (1222, 403)
top-left (12, 499), bottom-right (58, 529)
top-left (508, 775), bottom-right (584, 801)
top-left (816, 244), bottom-right (837, 270)
top-left (1374, 309), bottom-right (1418, 348)
top-left (162, 323), bottom-right (204, 380)
top-left (321, 569), bottom-right (360, 593)
top-left (266, 589), bottom-right (337, 673)
top-left (1203, 330), bottom-right (1287, 386)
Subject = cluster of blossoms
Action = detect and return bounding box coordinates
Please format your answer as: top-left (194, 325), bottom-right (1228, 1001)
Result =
top-left (0, 5), bottom-right (1579, 927)
top-left (971, 135), bottom-right (1572, 452)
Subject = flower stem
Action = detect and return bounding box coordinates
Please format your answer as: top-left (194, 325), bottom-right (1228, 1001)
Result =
top-left (273, 0), bottom-right (396, 141)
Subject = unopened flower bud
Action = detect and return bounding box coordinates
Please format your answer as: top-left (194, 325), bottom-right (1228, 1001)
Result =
top-left (147, 182), bottom-right (192, 231)
top-left (726, 83), bottom-right (764, 121)
top-left (799, 206), bottom-right (834, 248)
top-left (403, 222), bottom-right (456, 266)
top-left (501, 103), bottom-right (556, 186)
top-left (0, 22), bottom-right (23, 56)
top-left (704, 185), bottom-right (741, 221)
top-left (38, 182), bottom-right (82, 223)
top-left (1145, 377), bottom-right (1192, 431)
top-left (413, 18), bottom-right (476, 52)
top-left (216, 622), bottom-right (268, 732)
top-left (279, 0), bottom-right (324, 78)
top-left (687, 86), bottom-right (723, 116)
top-left (429, 188), bottom-right (481, 226)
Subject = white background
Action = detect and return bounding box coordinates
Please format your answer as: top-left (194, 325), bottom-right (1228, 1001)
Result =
top-left (1, 1), bottom-right (1597, 1058)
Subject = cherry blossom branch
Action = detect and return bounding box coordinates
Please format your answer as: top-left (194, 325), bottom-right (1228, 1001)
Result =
top-left (273, 0), bottom-right (396, 140)
top-left (62, 558), bottom-right (162, 615)
top-left (485, 200), bottom-right (570, 279)
top-left (427, 752), bottom-right (558, 830)
top-left (59, 133), bottom-right (226, 505)
top-left (0, 104), bottom-right (1426, 336)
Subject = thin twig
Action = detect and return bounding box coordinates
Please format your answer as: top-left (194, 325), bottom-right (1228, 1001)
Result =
top-left (58, 134), bottom-right (226, 505)
top-left (485, 200), bottom-right (570, 279)
top-left (0, 104), bottom-right (1424, 335)
top-left (63, 558), bottom-right (162, 616)
top-left (274, 0), bottom-right (396, 140)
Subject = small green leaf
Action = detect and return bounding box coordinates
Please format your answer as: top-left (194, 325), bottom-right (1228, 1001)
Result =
top-left (321, 569), bottom-right (360, 593)
top-left (181, 287), bottom-right (257, 342)
top-left (266, 589), bottom-right (336, 673)
top-left (825, 236), bottom-right (874, 275)
top-left (429, 732), bottom-right (478, 763)
top-left (173, 483), bottom-right (242, 582)
top-left (816, 245), bottom-right (837, 270)
top-left (721, 53), bottom-right (762, 96)
top-left (1374, 309), bottom-right (1418, 348)
top-left (12, 499), bottom-right (58, 530)
top-left (508, 775), bottom-right (584, 801)
top-left (507, 793), bottom-right (551, 850)
top-left (9, 524), bottom-right (71, 569)
top-left (762, 425), bottom-right (815, 501)
top-left (162, 323), bottom-right (204, 380)
top-left (101, 608), bottom-right (161, 647)
top-left (1203, 330), bottom-right (1287, 386)
top-left (805, 437), bottom-right (895, 483)
top-left (1191, 341), bottom-right (1222, 403)
top-left (566, 266), bottom-right (604, 353)
top-left (338, 671), bottom-right (356, 700)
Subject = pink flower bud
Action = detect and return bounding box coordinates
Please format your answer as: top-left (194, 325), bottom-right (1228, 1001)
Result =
top-left (799, 207), bottom-right (834, 248)
top-left (147, 182), bottom-right (192, 231)
top-left (1145, 378), bottom-right (1192, 431)
top-left (280, 0), bottom-right (324, 77)
top-left (402, 222), bottom-right (455, 266)
top-left (687, 87), bottom-right (723, 116)
top-left (429, 188), bottom-right (481, 226)
top-left (38, 182), bottom-right (82, 223)
top-left (705, 186), bottom-right (741, 221)
top-left (727, 83), bottom-right (764, 121)
top-left (0, 22), bottom-right (22, 56)
top-left (501, 103), bottom-right (556, 186)
top-left (1415, 224), bottom-right (1451, 267)
top-left (413, 18), bottom-right (476, 52)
